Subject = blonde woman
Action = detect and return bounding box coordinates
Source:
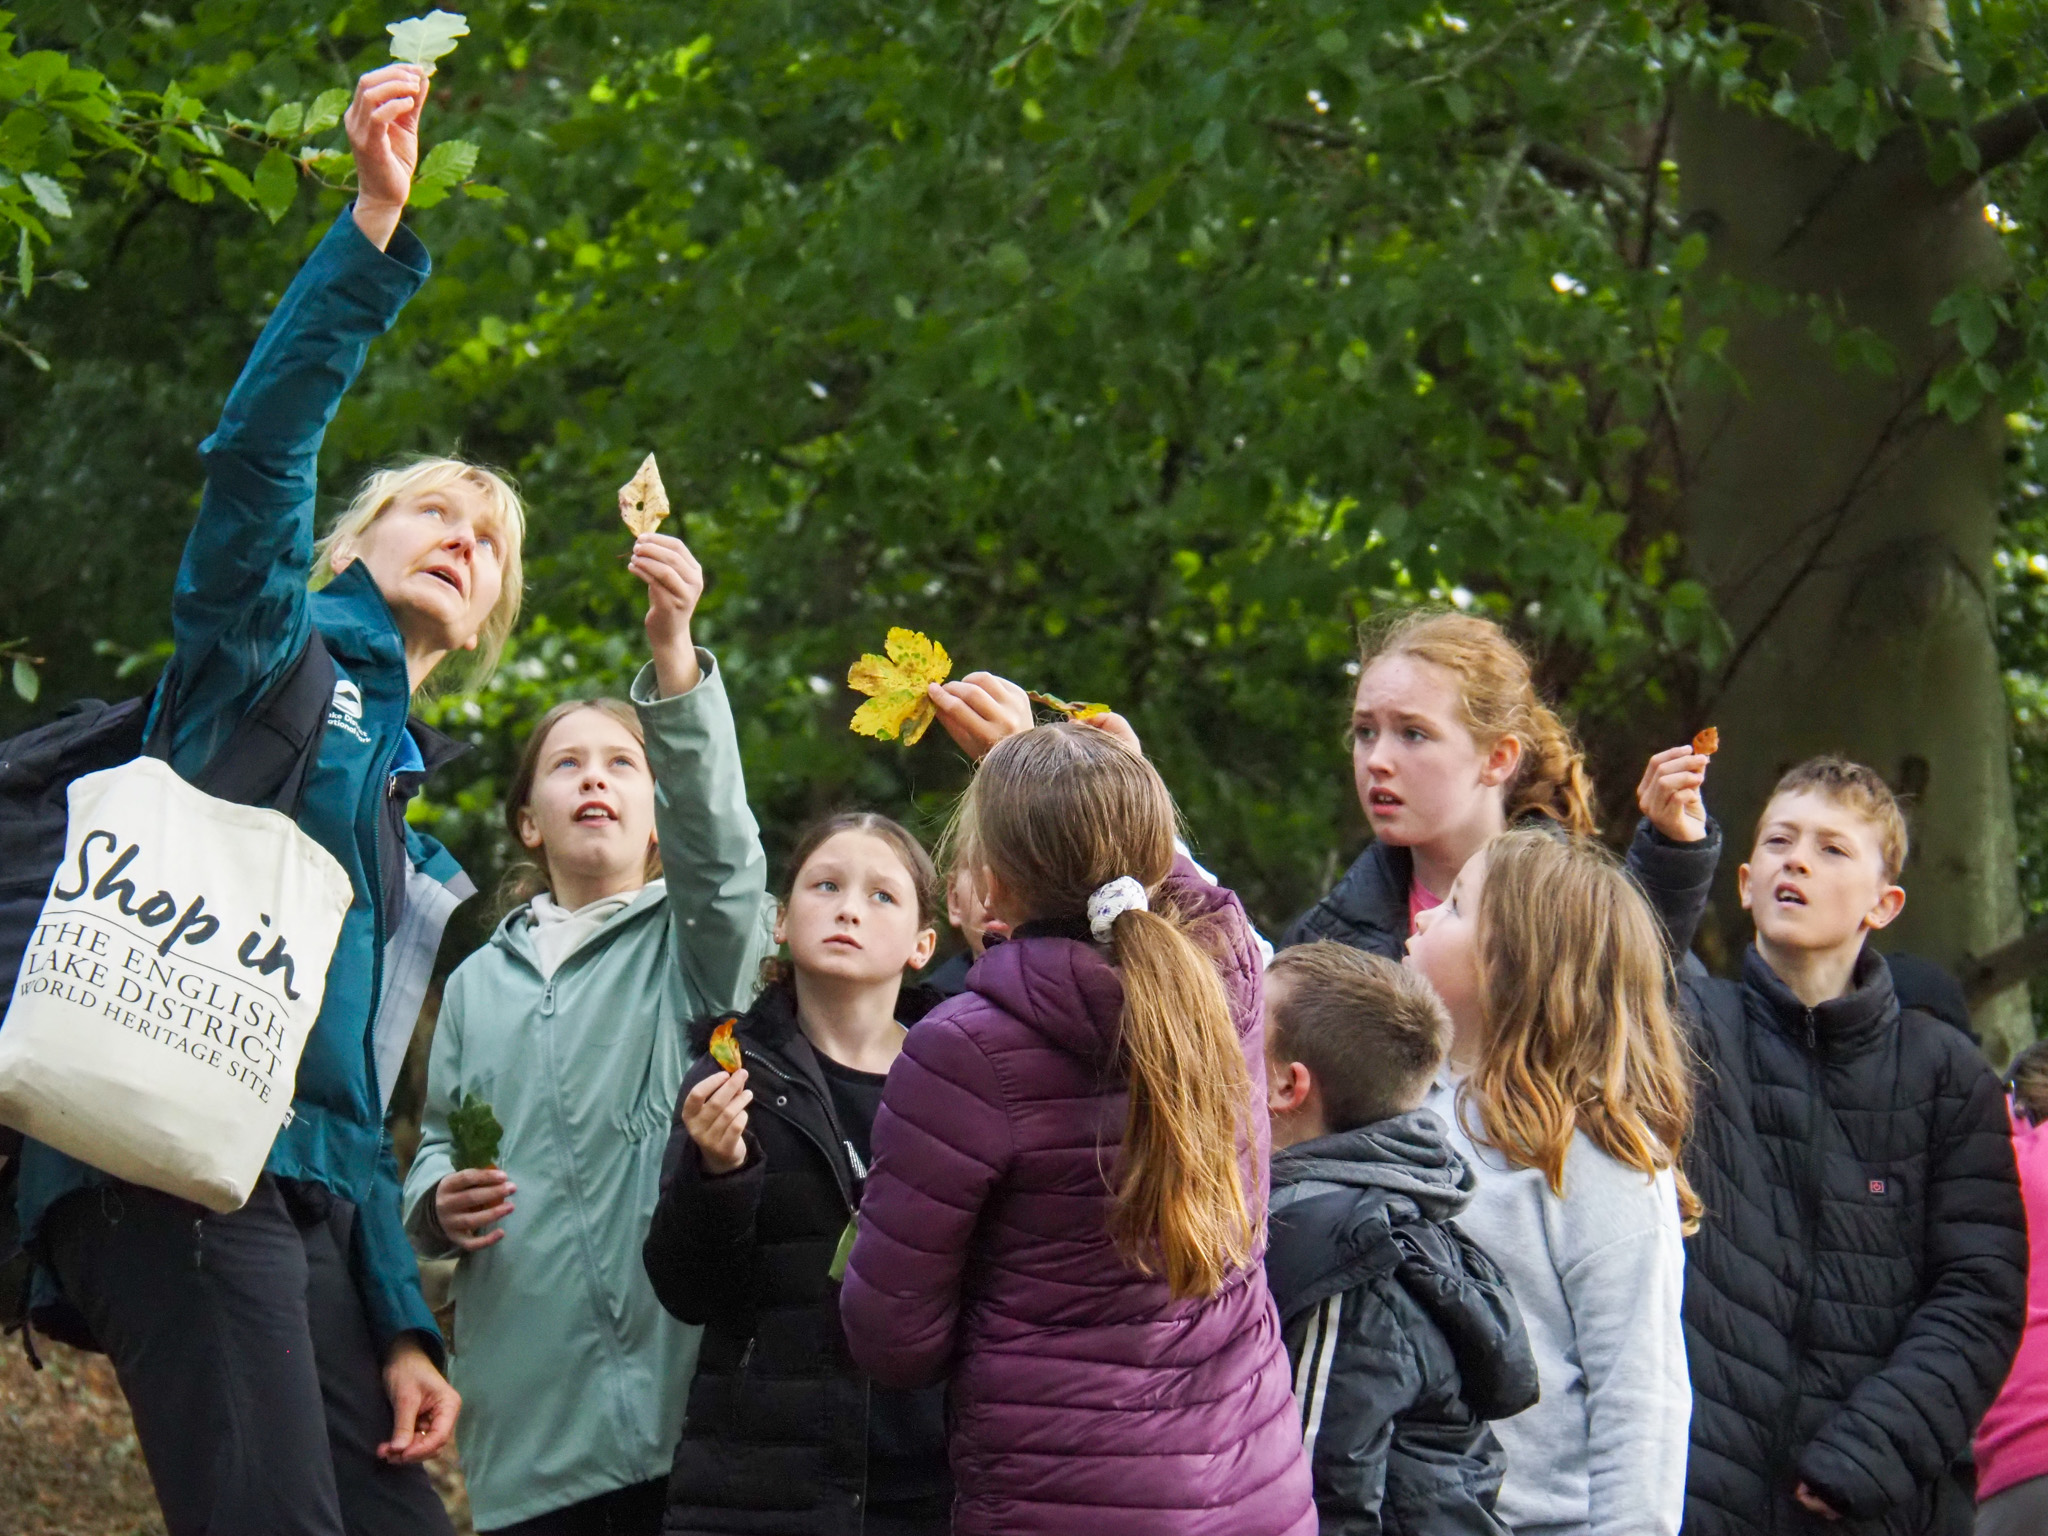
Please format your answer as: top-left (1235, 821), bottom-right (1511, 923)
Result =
top-left (22, 66), bottom-right (522, 1536)
top-left (1405, 828), bottom-right (1698, 1536)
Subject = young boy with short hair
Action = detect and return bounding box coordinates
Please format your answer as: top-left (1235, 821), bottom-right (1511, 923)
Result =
top-left (1263, 941), bottom-right (1539, 1534)
top-left (1679, 757), bottom-right (2026, 1536)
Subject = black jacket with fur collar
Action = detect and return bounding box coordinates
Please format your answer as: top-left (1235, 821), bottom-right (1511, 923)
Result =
top-left (643, 982), bottom-right (951, 1536)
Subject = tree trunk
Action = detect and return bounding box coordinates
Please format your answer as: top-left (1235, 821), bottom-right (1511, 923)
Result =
top-left (1672, 83), bottom-right (2029, 1057)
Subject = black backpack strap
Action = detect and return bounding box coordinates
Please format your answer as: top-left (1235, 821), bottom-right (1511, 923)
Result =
top-left (157, 631), bottom-right (336, 816)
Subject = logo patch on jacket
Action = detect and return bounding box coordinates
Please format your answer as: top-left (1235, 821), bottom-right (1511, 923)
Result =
top-left (1868, 1178), bottom-right (1887, 1196)
top-left (327, 680), bottom-right (371, 743)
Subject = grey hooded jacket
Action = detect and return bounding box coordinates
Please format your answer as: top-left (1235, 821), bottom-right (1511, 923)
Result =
top-left (1266, 1111), bottom-right (1541, 1536)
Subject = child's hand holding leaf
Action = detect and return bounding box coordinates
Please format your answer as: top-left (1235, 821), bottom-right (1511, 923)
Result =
top-left (1637, 739), bottom-right (1713, 845)
top-left (930, 673), bottom-right (1035, 760)
top-left (624, 460), bottom-right (703, 698)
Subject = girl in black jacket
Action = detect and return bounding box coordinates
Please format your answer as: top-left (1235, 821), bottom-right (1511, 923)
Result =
top-left (642, 814), bottom-right (952, 1536)
top-left (1281, 610), bottom-right (1716, 959)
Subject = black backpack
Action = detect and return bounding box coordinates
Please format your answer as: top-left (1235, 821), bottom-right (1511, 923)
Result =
top-left (0, 633), bottom-right (336, 1319)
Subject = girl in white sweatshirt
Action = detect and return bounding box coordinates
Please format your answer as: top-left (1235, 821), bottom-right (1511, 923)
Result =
top-left (1405, 826), bottom-right (1698, 1536)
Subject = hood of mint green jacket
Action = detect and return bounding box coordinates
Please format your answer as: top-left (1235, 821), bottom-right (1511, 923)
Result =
top-left (19, 210), bottom-right (467, 1361)
top-left (401, 657), bottom-right (772, 1529)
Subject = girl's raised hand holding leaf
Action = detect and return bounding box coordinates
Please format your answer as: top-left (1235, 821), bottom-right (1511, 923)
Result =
top-left (930, 672), bottom-right (1035, 760)
top-left (619, 453), bottom-right (670, 537)
top-left (387, 10), bottom-right (469, 73)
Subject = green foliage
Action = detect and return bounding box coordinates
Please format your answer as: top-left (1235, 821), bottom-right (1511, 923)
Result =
top-left (447, 1089), bottom-right (503, 1170)
top-left (4, 0), bottom-right (2048, 974)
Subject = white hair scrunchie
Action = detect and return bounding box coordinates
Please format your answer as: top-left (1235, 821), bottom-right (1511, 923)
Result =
top-left (1087, 876), bottom-right (1150, 943)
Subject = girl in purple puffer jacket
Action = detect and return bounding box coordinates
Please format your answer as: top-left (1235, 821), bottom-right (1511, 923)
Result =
top-left (840, 721), bottom-right (1314, 1536)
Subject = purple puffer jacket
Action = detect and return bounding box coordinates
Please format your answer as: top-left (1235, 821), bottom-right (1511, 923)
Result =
top-left (840, 859), bottom-right (1314, 1536)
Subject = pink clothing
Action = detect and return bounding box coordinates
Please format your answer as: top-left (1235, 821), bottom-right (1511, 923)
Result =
top-left (1976, 1106), bottom-right (2048, 1500)
top-left (1406, 877), bottom-right (1442, 935)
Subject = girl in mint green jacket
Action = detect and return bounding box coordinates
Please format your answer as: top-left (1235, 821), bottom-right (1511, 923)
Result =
top-left (402, 531), bottom-right (771, 1534)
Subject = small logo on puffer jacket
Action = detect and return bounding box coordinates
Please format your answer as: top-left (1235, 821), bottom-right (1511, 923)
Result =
top-left (1868, 1178), bottom-right (1887, 1196)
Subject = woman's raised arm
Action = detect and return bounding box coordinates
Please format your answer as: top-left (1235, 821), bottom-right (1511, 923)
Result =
top-left (158, 66), bottom-right (431, 774)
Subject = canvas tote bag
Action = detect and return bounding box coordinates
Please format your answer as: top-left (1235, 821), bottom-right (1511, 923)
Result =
top-left (0, 754), bottom-right (351, 1211)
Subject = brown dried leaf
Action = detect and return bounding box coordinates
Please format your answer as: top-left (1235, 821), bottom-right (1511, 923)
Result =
top-left (619, 453), bottom-right (670, 537)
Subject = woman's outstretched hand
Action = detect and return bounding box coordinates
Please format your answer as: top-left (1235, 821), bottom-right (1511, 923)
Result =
top-left (1637, 744), bottom-right (1711, 844)
top-left (346, 65), bottom-right (428, 251)
top-left (632, 532), bottom-right (705, 697)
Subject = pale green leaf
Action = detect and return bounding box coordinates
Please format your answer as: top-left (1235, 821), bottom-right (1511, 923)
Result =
top-left (20, 171), bottom-right (67, 218)
top-left (11, 656), bottom-right (36, 702)
top-left (387, 10), bottom-right (469, 69)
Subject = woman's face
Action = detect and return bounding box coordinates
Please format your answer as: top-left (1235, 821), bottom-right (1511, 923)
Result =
top-left (516, 708), bottom-right (657, 896)
top-left (1351, 654), bottom-right (1517, 850)
top-left (337, 477), bottom-right (506, 664)
top-left (1405, 845), bottom-right (1487, 1045)
top-left (776, 831), bottom-right (937, 986)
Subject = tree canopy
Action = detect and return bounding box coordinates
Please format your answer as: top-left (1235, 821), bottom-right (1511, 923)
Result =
top-left (7, 1), bottom-right (2048, 1038)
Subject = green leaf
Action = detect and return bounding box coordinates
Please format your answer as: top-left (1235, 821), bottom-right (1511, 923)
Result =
top-left (411, 138), bottom-right (480, 207)
top-left (1069, 3), bottom-right (1105, 56)
top-left (19, 171), bottom-right (67, 219)
top-left (303, 88), bottom-right (349, 137)
top-left (1959, 302), bottom-right (1998, 359)
top-left (14, 225), bottom-right (28, 299)
top-left (263, 101), bottom-right (305, 137)
top-left (207, 159), bottom-right (255, 203)
top-left (460, 181), bottom-right (507, 201)
top-left (11, 656), bottom-right (36, 702)
top-left (253, 146), bottom-right (296, 224)
top-left (448, 1090), bottom-right (503, 1170)
top-left (387, 10), bottom-right (469, 69)
top-left (989, 240), bottom-right (1031, 284)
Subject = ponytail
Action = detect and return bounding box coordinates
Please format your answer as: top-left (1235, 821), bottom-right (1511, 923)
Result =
top-left (961, 723), bottom-right (1257, 1300)
top-left (1359, 610), bottom-right (1598, 836)
top-left (1105, 905), bottom-right (1257, 1299)
top-left (1505, 702), bottom-right (1599, 836)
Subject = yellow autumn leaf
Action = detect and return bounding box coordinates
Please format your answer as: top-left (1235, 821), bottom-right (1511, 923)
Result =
top-left (847, 628), bottom-right (952, 745)
top-left (1027, 690), bottom-right (1112, 721)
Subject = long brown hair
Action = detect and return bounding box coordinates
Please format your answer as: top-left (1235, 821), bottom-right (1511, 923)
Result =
top-left (961, 724), bottom-right (1257, 1299)
top-left (760, 811), bottom-right (939, 990)
top-left (1465, 827), bottom-right (1701, 1231)
top-left (499, 698), bottom-right (660, 908)
top-left (1361, 610), bottom-right (1598, 835)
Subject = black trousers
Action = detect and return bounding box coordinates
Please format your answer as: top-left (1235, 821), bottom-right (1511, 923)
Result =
top-left (480, 1477), bottom-right (667, 1536)
top-left (43, 1174), bottom-right (453, 1536)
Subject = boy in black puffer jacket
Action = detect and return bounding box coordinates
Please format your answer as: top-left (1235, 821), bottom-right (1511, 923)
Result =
top-left (1263, 942), bottom-right (1540, 1535)
top-left (1679, 757), bottom-right (2025, 1536)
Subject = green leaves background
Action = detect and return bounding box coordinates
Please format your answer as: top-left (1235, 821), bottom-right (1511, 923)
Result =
top-left (5, 0), bottom-right (2048, 986)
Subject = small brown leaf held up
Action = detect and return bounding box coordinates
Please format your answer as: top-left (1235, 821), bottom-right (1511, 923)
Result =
top-left (619, 453), bottom-right (670, 537)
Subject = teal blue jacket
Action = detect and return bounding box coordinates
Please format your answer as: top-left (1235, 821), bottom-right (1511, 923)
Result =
top-left (20, 209), bottom-right (458, 1358)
